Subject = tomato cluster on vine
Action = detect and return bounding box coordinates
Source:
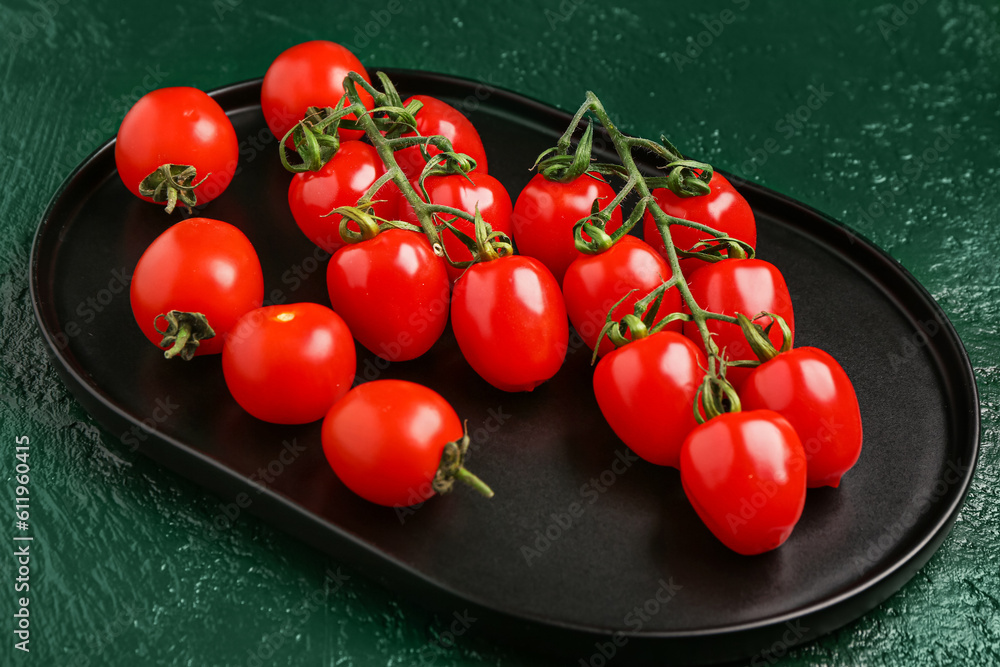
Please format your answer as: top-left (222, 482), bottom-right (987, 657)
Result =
top-left (114, 39), bottom-right (862, 556)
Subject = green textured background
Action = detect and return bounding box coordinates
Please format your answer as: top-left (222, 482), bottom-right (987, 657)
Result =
top-left (2, 1), bottom-right (998, 665)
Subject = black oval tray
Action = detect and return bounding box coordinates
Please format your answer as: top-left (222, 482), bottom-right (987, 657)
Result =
top-left (29, 71), bottom-right (979, 666)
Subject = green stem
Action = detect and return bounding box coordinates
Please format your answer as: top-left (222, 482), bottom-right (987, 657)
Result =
top-left (576, 92), bottom-right (722, 366)
top-left (162, 324), bottom-right (191, 360)
top-left (154, 310), bottom-right (215, 361)
top-left (342, 73), bottom-right (482, 262)
top-left (455, 467), bottom-right (494, 498)
top-left (431, 421), bottom-right (494, 500)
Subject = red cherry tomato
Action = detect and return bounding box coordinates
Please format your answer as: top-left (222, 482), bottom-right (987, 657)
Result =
top-left (682, 258), bottom-right (795, 386)
top-left (512, 172), bottom-right (624, 284)
top-left (130, 218), bottom-right (263, 357)
top-left (287, 141), bottom-right (396, 254)
top-left (395, 95), bottom-right (488, 178)
top-left (261, 40), bottom-right (374, 144)
top-left (562, 235), bottom-right (680, 358)
top-left (739, 347), bottom-right (863, 488)
top-left (680, 410), bottom-right (807, 555)
top-left (326, 229), bottom-right (450, 361)
top-left (451, 255), bottom-right (568, 392)
top-left (222, 303), bottom-right (356, 424)
top-left (593, 332), bottom-right (707, 468)
top-left (322, 380), bottom-right (466, 506)
top-left (643, 172), bottom-right (756, 276)
top-left (115, 87), bottom-right (238, 210)
top-left (397, 171), bottom-right (514, 282)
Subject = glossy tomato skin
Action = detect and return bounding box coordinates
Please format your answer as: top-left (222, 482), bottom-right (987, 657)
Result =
top-left (287, 141), bottom-right (396, 254)
top-left (398, 171), bottom-right (514, 282)
top-left (680, 410), bottom-right (807, 555)
top-left (563, 235), bottom-right (680, 358)
top-left (642, 172), bottom-right (756, 276)
top-left (451, 256), bottom-right (569, 392)
top-left (130, 218), bottom-right (263, 356)
top-left (326, 229), bottom-right (450, 361)
top-left (739, 347), bottom-right (863, 488)
top-left (593, 332), bottom-right (707, 468)
top-left (322, 380), bottom-right (464, 507)
top-left (261, 40), bottom-right (373, 143)
top-left (222, 303), bottom-right (356, 424)
top-left (682, 258), bottom-right (795, 387)
top-left (512, 172), bottom-right (624, 284)
top-left (115, 87), bottom-right (238, 207)
top-left (395, 95), bottom-right (488, 178)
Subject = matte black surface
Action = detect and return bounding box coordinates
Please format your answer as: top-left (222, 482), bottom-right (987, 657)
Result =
top-left (30, 72), bottom-right (980, 665)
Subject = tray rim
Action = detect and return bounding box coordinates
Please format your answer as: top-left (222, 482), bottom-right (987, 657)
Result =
top-left (28, 70), bottom-right (982, 661)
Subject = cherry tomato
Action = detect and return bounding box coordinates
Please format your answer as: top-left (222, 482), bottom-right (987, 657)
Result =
top-left (222, 303), bottom-right (356, 424)
top-left (680, 410), bottom-right (807, 555)
top-left (643, 172), bottom-right (756, 276)
top-left (512, 172), bottom-right (624, 284)
top-left (287, 141), bottom-right (396, 254)
top-left (130, 218), bottom-right (263, 357)
top-left (395, 95), bottom-right (488, 179)
top-left (261, 40), bottom-right (374, 144)
top-left (451, 255), bottom-right (568, 392)
top-left (739, 347), bottom-right (863, 488)
top-left (327, 229), bottom-right (450, 361)
top-left (593, 332), bottom-right (706, 468)
top-left (562, 235), bottom-right (680, 358)
top-left (322, 380), bottom-right (467, 506)
top-left (682, 258), bottom-right (795, 386)
top-left (397, 171), bottom-right (514, 282)
top-left (116, 87), bottom-right (238, 211)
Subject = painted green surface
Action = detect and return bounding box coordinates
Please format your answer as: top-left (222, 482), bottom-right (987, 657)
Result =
top-left (1, 1), bottom-right (998, 665)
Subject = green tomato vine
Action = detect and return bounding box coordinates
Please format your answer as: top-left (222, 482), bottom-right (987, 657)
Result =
top-left (277, 73), bottom-right (791, 420)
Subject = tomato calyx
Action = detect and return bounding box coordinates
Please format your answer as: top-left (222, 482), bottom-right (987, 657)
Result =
top-left (675, 235), bottom-right (754, 264)
top-left (138, 163), bottom-right (210, 214)
top-left (639, 137), bottom-right (714, 198)
top-left (432, 421), bottom-right (494, 499)
top-left (153, 310), bottom-right (216, 360)
top-left (324, 205), bottom-right (423, 246)
top-left (378, 96), bottom-right (422, 139)
top-left (397, 109), bottom-right (478, 179)
top-left (693, 373), bottom-right (742, 425)
top-left (414, 151), bottom-right (478, 184)
top-left (370, 72), bottom-right (422, 139)
top-left (534, 121), bottom-right (602, 183)
top-left (570, 196), bottom-right (617, 255)
top-left (650, 159), bottom-right (713, 199)
top-left (592, 280), bottom-right (690, 364)
top-left (735, 312), bottom-right (793, 364)
top-left (279, 105), bottom-right (348, 173)
top-left (437, 206), bottom-right (513, 270)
